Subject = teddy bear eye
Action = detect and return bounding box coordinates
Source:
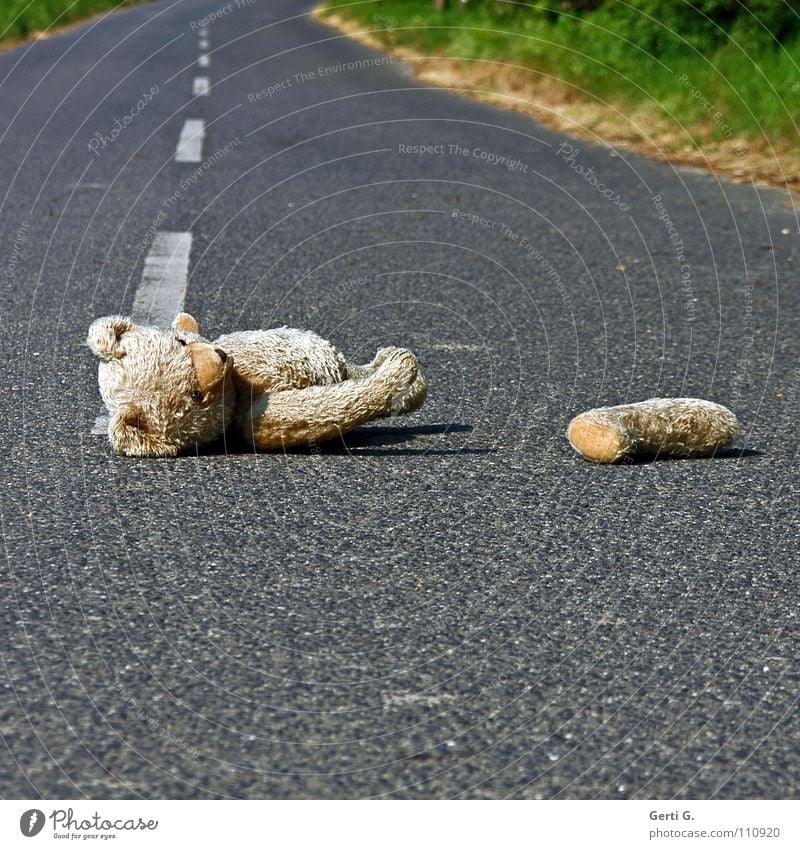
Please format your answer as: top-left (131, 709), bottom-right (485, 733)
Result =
top-left (191, 390), bottom-right (203, 404)
top-left (177, 338), bottom-right (187, 346)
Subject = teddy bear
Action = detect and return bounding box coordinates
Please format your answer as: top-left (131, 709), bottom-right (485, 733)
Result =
top-left (87, 312), bottom-right (427, 457)
top-left (566, 398), bottom-right (739, 463)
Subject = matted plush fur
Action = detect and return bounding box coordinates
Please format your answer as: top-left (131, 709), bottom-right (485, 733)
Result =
top-left (566, 398), bottom-right (739, 463)
top-left (87, 312), bottom-right (427, 457)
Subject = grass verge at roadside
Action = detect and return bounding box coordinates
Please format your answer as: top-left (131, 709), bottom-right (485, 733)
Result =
top-left (316, 0), bottom-right (800, 193)
top-left (1, 0), bottom-right (149, 50)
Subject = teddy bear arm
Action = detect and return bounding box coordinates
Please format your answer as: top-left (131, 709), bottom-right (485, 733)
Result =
top-left (345, 348), bottom-right (427, 417)
top-left (238, 348), bottom-right (417, 449)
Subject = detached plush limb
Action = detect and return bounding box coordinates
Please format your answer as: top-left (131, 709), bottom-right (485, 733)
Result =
top-left (345, 348), bottom-right (427, 416)
top-left (567, 398), bottom-right (739, 463)
top-left (239, 348), bottom-right (419, 449)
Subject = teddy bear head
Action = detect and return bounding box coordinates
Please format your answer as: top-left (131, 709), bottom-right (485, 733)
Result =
top-left (87, 313), bottom-right (235, 457)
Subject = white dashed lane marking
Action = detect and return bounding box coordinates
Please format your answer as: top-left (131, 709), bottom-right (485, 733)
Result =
top-left (192, 77), bottom-right (210, 96)
top-left (134, 232), bottom-right (193, 325)
top-left (198, 28), bottom-right (208, 37)
top-left (197, 53), bottom-right (210, 68)
top-left (199, 39), bottom-right (210, 50)
top-left (90, 419), bottom-right (111, 435)
top-left (174, 118), bottom-right (205, 162)
top-left (91, 232), bottom-right (193, 435)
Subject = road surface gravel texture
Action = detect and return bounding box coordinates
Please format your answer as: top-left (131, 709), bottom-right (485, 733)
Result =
top-left (0, 0), bottom-right (797, 799)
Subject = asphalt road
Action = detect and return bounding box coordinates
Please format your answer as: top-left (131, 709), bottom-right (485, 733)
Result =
top-left (1, 0), bottom-right (798, 800)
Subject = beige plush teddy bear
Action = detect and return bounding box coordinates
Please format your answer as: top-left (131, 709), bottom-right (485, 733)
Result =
top-left (87, 312), bottom-right (427, 457)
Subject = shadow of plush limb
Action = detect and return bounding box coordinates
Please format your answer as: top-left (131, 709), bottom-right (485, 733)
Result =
top-left (191, 422), bottom-right (479, 457)
top-left (597, 445), bottom-right (765, 465)
top-left (335, 422), bottom-right (491, 456)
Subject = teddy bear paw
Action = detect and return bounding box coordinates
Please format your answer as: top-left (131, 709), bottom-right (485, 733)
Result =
top-left (371, 348), bottom-right (425, 416)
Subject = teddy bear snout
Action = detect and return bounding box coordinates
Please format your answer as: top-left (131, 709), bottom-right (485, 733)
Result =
top-left (188, 342), bottom-right (232, 394)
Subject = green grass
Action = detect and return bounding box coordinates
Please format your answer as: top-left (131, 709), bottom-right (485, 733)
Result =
top-left (321, 0), bottom-right (800, 142)
top-left (0, 0), bottom-right (148, 46)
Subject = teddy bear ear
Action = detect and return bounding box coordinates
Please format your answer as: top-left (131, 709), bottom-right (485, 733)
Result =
top-left (108, 403), bottom-right (177, 457)
top-left (87, 315), bottom-right (133, 361)
top-left (173, 312), bottom-right (200, 334)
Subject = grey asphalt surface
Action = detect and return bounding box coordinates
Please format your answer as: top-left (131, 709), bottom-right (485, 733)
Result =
top-left (1, 0), bottom-right (798, 800)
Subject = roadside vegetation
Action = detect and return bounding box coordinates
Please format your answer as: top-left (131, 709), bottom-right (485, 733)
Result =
top-left (319, 1), bottom-right (800, 187)
top-left (0, 0), bottom-right (147, 47)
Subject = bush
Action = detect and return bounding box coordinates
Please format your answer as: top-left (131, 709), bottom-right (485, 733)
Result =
top-left (478, 1), bottom-right (800, 53)
top-left (1, 0), bottom-right (144, 42)
top-left (324, 0), bottom-right (800, 139)
top-left (590, 1), bottom-right (800, 56)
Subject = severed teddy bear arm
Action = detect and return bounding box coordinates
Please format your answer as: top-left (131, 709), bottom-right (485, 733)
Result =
top-left (237, 348), bottom-right (418, 450)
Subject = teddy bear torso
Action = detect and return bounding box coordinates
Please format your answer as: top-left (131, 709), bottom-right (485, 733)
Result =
top-left (213, 328), bottom-right (349, 419)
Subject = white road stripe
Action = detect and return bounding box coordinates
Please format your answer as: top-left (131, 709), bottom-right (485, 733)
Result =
top-left (91, 232), bottom-right (193, 436)
top-left (197, 53), bottom-right (209, 68)
top-left (90, 416), bottom-right (111, 435)
top-left (174, 118), bottom-right (205, 162)
top-left (192, 77), bottom-right (210, 96)
top-left (198, 28), bottom-right (208, 37)
top-left (198, 39), bottom-right (210, 50)
top-left (133, 231), bottom-right (192, 325)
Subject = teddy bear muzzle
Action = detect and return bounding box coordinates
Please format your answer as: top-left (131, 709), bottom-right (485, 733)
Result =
top-left (188, 342), bottom-right (232, 393)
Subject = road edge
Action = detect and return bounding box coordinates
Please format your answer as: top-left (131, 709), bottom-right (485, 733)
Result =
top-left (313, 5), bottom-right (799, 200)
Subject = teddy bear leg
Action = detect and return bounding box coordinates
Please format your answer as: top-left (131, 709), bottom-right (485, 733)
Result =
top-left (567, 398), bottom-right (739, 463)
top-left (346, 348), bottom-right (427, 416)
top-left (567, 410), bottom-right (634, 463)
top-left (238, 348), bottom-right (419, 449)
top-left (622, 398), bottom-right (739, 458)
